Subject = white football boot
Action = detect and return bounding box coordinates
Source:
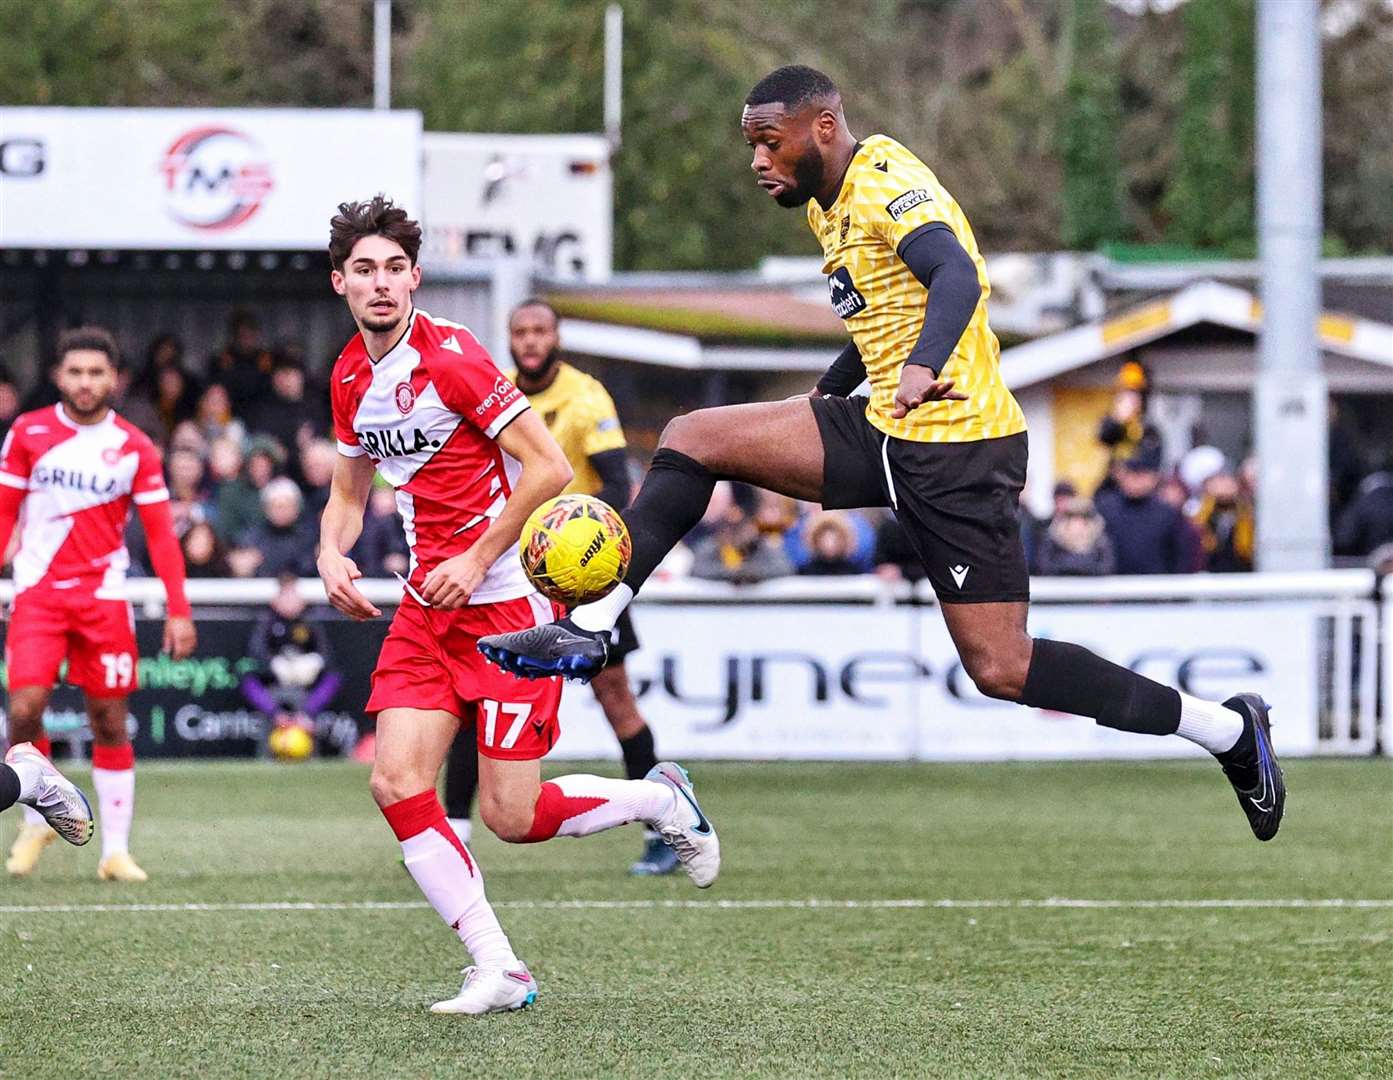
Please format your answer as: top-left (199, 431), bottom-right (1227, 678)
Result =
top-left (5, 742), bottom-right (94, 847)
top-left (646, 761), bottom-right (720, 888)
top-left (430, 965), bottom-right (538, 1015)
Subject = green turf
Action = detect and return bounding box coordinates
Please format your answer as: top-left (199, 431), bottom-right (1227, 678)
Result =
top-left (2, 759), bottom-right (1390, 1079)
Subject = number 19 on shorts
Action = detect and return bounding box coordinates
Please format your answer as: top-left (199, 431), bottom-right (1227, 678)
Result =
top-left (100, 652), bottom-right (135, 690)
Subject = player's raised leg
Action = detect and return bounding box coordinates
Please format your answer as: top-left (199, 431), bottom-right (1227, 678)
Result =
top-left (476, 753), bottom-right (719, 888)
top-left (87, 696), bottom-right (146, 882)
top-left (371, 707), bottom-right (536, 1016)
top-left (941, 600), bottom-right (1284, 840)
top-left (479, 397), bottom-right (824, 680)
top-left (2, 740), bottom-right (94, 847)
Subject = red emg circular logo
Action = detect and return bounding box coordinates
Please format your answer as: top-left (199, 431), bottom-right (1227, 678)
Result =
top-left (159, 127), bottom-right (274, 232)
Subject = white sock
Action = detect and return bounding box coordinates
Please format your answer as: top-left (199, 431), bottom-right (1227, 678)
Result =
top-left (447, 817), bottom-right (472, 846)
top-left (400, 828), bottom-right (517, 969)
top-left (547, 774), bottom-right (675, 837)
top-left (1175, 693), bottom-right (1244, 754)
top-left (93, 767), bottom-right (135, 858)
top-left (11, 761), bottom-right (43, 804)
top-left (21, 804), bottom-right (44, 826)
top-left (570, 584), bottom-right (634, 634)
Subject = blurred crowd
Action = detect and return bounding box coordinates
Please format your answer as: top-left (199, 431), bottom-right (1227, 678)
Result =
top-left (2, 324), bottom-right (1390, 584)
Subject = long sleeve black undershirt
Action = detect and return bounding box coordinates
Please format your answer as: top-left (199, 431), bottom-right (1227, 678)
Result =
top-left (815, 222), bottom-right (983, 395)
top-left (589, 447), bottom-right (632, 511)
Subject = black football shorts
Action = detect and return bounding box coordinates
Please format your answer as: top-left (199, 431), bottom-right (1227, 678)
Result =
top-left (811, 395), bottom-right (1030, 604)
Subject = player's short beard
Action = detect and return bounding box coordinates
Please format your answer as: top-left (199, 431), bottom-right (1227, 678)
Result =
top-left (60, 388), bottom-right (113, 422)
top-left (360, 308), bottom-right (406, 334)
top-left (776, 138), bottom-right (827, 208)
top-left (512, 345), bottom-right (560, 384)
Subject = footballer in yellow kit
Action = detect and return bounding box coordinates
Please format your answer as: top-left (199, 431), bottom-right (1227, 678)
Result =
top-left (447, 299), bottom-right (681, 876)
top-left (478, 66), bottom-right (1285, 846)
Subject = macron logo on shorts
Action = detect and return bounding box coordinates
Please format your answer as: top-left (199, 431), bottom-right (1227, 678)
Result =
top-left (949, 564), bottom-right (969, 589)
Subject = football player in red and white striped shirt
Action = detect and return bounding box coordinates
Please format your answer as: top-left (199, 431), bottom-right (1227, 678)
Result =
top-left (316, 196), bottom-right (718, 1017)
top-left (0, 326), bottom-right (196, 881)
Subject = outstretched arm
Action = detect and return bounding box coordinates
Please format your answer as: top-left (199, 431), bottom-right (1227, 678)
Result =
top-left (814, 341), bottom-right (868, 398)
top-left (890, 224), bottom-right (980, 417)
top-left (136, 499), bottom-right (196, 658)
top-left (419, 409), bottom-right (572, 609)
top-left (316, 451), bottom-right (380, 620)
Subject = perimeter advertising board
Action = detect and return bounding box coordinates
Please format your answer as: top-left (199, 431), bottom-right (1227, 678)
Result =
top-left (0, 108), bottom-right (422, 249)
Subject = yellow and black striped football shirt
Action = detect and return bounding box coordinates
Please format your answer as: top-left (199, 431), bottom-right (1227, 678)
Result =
top-left (807, 134), bottom-right (1026, 444)
top-left (506, 361), bottom-right (627, 497)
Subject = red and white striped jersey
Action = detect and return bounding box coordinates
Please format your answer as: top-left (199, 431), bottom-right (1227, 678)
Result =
top-left (0, 405), bottom-right (170, 598)
top-left (330, 308), bottom-right (536, 605)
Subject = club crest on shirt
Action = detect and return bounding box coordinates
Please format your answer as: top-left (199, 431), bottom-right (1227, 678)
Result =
top-left (101, 447), bottom-right (123, 465)
top-left (394, 381), bottom-right (416, 415)
top-left (827, 267), bottom-right (868, 319)
top-left (839, 215), bottom-right (851, 243)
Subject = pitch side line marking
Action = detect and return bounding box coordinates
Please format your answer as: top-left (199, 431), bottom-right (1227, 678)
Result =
top-left (0, 898), bottom-right (1391, 915)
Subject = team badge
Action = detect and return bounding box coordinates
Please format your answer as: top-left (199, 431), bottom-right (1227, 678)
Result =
top-left (839, 215), bottom-right (851, 243)
top-left (101, 447), bottom-right (122, 465)
top-left (394, 381), bottom-right (416, 415)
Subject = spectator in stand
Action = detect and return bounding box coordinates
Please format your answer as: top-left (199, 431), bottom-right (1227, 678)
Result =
top-left (296, 438), bottom-right (337, 522)
top-left (0, 366), bottom-right (21, 441)
top-left (1096, 361), bottom-right (1162, 493)
top-left (112, 357), bottom-right (162, 437)
top-left (690, 502), bottom-right (793, 584)
top-left (210, 309), bottom-right (275, 412)
top-left (1334, 467), bottom-right (1393, 557)
top-left (228, 477), bottom-right (316, 578)
top-left (181, 520), bottom-right (231, 578)
top-left (131, 333), bottom-right (193, 433)
top-left (349, 482), bottom-right (410, 578)
top-left (1094, 445), bottom-right (1197, 575)
top-left (799, 511), bottom-right (863, 576)
top-left (1035, 497), bottom-right (1115, 576)
top-left (1192, 468), bottom-right (1255, 572)
top-left (210, 437), bottom-right (274, 546)
top-left (145, 360), bottom-right (201, 444)
top-left (193, 382), bottom-right (246, 449)
top-left (247, 355), bottom-right (324, 455)
top-left (239, 573), bottom-right (342, 753)
top-left (874, 515), bottom-right (926, 583)
top-left (166, 448), bottom-right (211, 536)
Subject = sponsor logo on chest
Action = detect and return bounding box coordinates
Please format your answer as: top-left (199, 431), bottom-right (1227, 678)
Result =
top-left (31, 463), bottom-right (122, 496)
top-left (827, 266), bottom-right (868, 320)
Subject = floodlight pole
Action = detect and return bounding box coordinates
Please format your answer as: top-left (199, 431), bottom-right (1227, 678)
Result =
top-left (604, 4), bottom-right (623, 148)
top-left (1254, 0), bottom-right (1328, 569)
top-left (374, 0), bottom-right (392, 110)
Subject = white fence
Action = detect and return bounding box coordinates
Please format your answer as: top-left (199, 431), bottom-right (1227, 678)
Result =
top-left (3, 570), bottom-right (1382, 761)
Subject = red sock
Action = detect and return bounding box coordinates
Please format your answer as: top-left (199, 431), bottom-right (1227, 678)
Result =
top-left (91, 742), bottom-right (135, 770)
top-left (33, 736), bottom-right (52, 759)
top-left (522, 781), bottom-right (609, 843)
top-left (381, 790), bottom-right (474, 875)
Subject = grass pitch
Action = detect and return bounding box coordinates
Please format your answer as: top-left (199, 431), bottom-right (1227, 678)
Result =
top-left (1, 758), bottom-right (1390, 1079)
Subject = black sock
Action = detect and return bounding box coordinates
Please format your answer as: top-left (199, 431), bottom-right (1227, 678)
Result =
top-left (618, 724), bottom-right (659, 781)
top-left (0, 763), bottom-right (21, 814)
top-left (1022, 638), bottom-right (1181, 736)
top-left (620, 449), bottom-right (717, 593)
top-left (443, 725), bottom-right (479, 820)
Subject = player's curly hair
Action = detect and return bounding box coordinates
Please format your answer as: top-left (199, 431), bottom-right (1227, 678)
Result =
top-left (56, 325), bottom-right (119, 368)
top-left (328, 194), bottom-right (422, 270)
top-left (745, 65), bottom-right (840, 111)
